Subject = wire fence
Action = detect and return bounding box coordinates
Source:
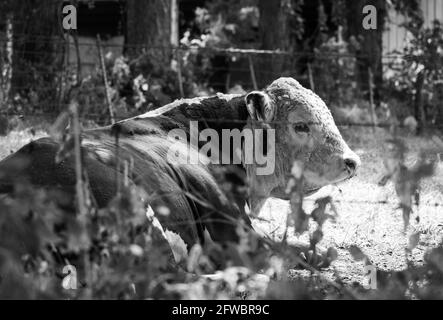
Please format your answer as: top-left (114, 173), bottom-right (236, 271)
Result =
top-left (0, 33), bottom-right (399, 102)
top-left (0, 34), bottom-right (441, 132)
top-left (1, 35), bottom-right (443, 213)
top-left (0, 36), bottom-right (422, 126)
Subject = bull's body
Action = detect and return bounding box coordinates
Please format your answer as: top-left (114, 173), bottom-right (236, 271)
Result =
top-left (0, 77), bottom-right (361, 249)
top-left (0, 93), bottom-right (252, 246)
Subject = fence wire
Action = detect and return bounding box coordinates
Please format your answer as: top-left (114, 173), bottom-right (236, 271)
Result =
top-left (1, 36), bottom-right (442, 212)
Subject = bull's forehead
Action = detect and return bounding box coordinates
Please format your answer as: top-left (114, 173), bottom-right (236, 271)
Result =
top-left (266, 78), bottom-right (338, 132)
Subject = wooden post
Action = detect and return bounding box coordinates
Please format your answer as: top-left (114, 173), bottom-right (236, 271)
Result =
top-left (368, 67), bottom-right (378, 132)
top-left (96, 34), bottom-right (115, 124)
top-left (1, 14), bottom-right (13, 104)
top-left (307, 63), bottom-right (315, 91)
top-left (69, 101), bottom-right (88, 216)
top-left (248, 55), bottom-right (258, 91)
top-left (414, 69), bottom-right (426, 134)
top-left (170, 0), bottom-right (179, 48)
top-left (73, 30), bottom-right (82, 83)
top-left (176, 48), bottom-right (185, 98)
top-left (114, 130), bottom-right (121, 196)
top-left (57, 36), bottom-right (69, 112)
top-left (225, 73), bottom-right (231, 92)
top-left (170, 0), bottom-right (184, 98)
top-left (123, 160), bottom-right (129, 187)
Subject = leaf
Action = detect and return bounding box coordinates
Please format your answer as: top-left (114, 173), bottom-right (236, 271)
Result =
top-left (156, 206), bottom-right (170, 217)
top-left (401, 204), bottom-right (412, 231)
top-left (129, 244), bottom-right (144, 257)
top-left (408, 232), bottom-right (420, 252)
top-left (349, 245), bottom-right (367, 262)
top-left (292, 208), bottom-right (309, 234)
top-left (187, 244), bottom-right (203, 273)
top-left (326, 247), bottom-right (338, 262)
top-left (311, 196), bottom-right (333, 226)
top-left (49, 111), bottom-right (70, 142)
top-left (291, 161), bottom-right (304, 179)
top-left (164, 230), bottom-right (188, 263)
top-left (310, 229), bottom-right (323, 248)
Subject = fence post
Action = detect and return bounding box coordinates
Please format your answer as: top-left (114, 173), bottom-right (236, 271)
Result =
top-left (69, 101), bottom-right (88, 217)
top-left (368, 67), bottom-right (378, 133)
top-left (96, 34), bottom-right (116, 124)
top-left (175, 48), bottom-right (185, 98)
top-left (73, 30), bottom-right (82, 83)
top-left (248, 55), bottom-right (258, 91)
top-left (170, 0), bottom-right (184, 98)
top-left (307, 63), bottom-right (315, 91)
top-left (57, 35), bottom-right (69, 112)
top-left (0, 14), bottom-right (13, 108)
top-left (225, 73), bottom-right (231, 93)
top-left (170, 0), bottom-right (179, 49)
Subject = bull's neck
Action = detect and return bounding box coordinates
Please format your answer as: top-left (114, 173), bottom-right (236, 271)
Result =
top-left (154, 93), bottom-right (250, 131)
top-left (85, 94), bottom-right (250, 137)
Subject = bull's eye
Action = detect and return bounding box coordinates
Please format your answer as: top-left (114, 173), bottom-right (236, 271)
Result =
top-left (292, 122), bottom-right (310, 133)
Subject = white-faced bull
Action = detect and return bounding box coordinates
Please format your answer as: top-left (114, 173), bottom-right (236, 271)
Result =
top-left (0, 77), bottom-right (360, 249)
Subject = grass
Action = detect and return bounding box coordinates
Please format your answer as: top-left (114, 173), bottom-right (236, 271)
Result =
top-left (0, 128), bottom-right (46, 159)
top-left (1, 124), bottom-right (442, 288)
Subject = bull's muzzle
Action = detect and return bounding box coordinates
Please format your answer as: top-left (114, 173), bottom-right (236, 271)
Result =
top-left (343, 151), bottom-right (361, 178)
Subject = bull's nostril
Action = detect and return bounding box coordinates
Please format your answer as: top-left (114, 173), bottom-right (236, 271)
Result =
top-left (344, 158), bottom-right (357, 174)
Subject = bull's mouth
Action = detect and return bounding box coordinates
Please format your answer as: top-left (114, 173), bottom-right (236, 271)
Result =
top-left (304, 187), bottom-right (322, 196)
top-left (269, 186), bottom-right (321, 200)
top-left (268, 165), bottom-right (359, 201)
top-left (270, 174), bottom-right (358, 201)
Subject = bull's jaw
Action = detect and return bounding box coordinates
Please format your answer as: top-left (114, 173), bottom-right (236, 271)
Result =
top-left (270, 185), bottom-right (321, 200)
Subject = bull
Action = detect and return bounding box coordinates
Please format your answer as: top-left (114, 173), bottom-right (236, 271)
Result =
top-left (0, 77), bottom-right (360, 250)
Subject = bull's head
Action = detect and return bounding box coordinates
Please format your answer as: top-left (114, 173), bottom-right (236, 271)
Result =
top-left (244, 77), bottom-right (360, 204)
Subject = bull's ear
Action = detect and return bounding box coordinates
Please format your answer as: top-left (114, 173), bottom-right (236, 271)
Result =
top-left (245, 91), bottom-right (275, 122)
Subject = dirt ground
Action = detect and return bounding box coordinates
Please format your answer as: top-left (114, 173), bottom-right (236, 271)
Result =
top-left (253, 127), bottom-right (443, 287)
top-left (1, 126), bottom-right (443, 289)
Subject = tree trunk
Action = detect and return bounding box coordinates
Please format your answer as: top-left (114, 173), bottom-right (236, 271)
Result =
top-left (257, 0), bottom-right (293, 87)
top-left (414, 69), bottom-right (426, 134)
top-left (345, 0), bottom-right (386, 103)
top-left (125, 0), bottom-right (172, 64)
top-left (10, 0), bottom-right (62, 111)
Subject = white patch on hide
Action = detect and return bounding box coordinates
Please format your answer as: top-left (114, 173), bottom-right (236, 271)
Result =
top-left (146, 205), bottom-right (188, 263)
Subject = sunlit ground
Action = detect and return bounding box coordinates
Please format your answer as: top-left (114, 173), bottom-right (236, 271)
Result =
top-left (1, 126), bottom-right (442, 288)
top-left (254, 127), bottom-right (443, 285)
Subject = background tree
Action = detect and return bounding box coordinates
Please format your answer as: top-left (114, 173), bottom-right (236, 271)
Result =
top-left (344, 0), bottom-right (387, 102)
top-left (257, 0), bottom-right (302, 86)
top-left (125, 0), bottom-right (172, 64)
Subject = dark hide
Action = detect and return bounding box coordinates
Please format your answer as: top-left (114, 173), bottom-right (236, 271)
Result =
top-left (105, 93), bottom-right (252, 212)
top-left (0, 93), bottom-right (252, 246)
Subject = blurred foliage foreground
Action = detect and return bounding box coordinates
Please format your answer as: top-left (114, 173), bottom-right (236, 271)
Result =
top-left (0, 110), bottom-right (442, 300)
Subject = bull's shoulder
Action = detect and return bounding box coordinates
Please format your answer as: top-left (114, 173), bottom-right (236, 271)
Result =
top-left (84, 93), bottom-right (249, 139)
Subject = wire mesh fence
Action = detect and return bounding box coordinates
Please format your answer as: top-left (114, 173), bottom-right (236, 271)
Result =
top-left (0, 33), bottom-right (407, 124)
top-left (0, 33), bottom-right (442, 212)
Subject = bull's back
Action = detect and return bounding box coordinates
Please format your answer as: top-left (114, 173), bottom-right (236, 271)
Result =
top-left (0, 137), bottom-right (120, 208)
